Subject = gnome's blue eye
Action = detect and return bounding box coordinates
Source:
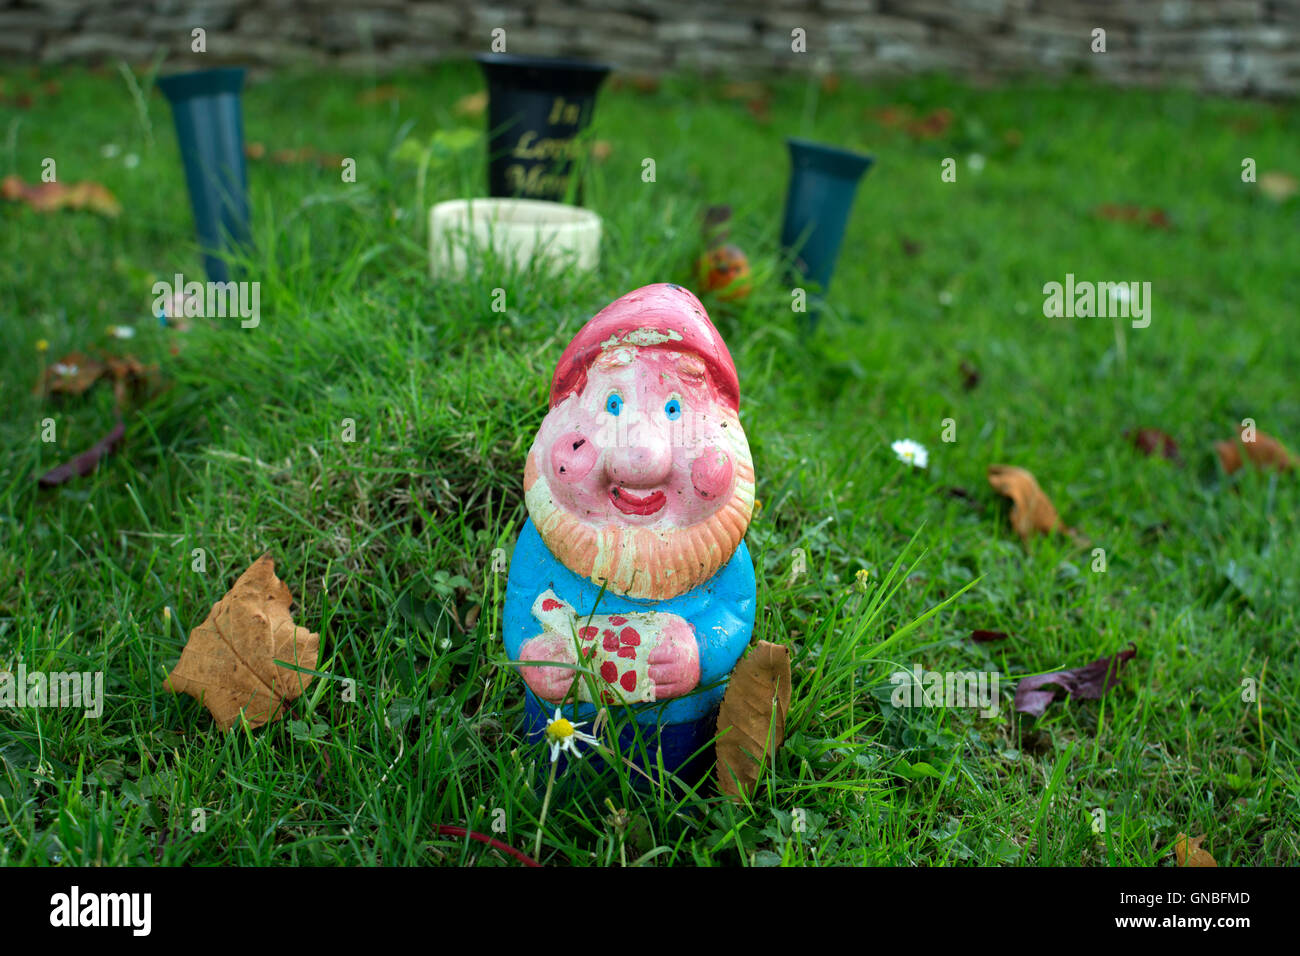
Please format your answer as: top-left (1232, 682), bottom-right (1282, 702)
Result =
top-left (664, 399), bottom-right (682, 420)
top-left (606, 393), bottom-right (623, 416)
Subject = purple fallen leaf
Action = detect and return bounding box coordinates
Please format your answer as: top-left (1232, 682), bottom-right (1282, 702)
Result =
top-left (1127, 426), bottom-right (1182, 464)
top-left (1014, 643), bottom-right (1137, 718)
top-left (971, 629), bottom-right (1008, 643)
top-left (38, 418), bottom-right (125, 487)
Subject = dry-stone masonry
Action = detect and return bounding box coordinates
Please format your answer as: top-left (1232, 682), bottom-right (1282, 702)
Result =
top-left (2, 0), bottom-right (1298, 97)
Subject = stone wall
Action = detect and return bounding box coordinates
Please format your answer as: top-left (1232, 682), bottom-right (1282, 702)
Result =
top-left (2, 0), bottom-right (1298, 96)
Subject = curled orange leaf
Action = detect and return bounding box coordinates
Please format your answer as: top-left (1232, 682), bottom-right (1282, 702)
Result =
top-left (454, 91), bottom-right (488, 117)
top-left (1174, 833), bottom-right (1217, 867)
top-left (1215, 430), bottom-right (1295, 475)
top-left (3, 175), bottom-right (121, 217)
top-left (987, 464), bottom-right (1061, 542)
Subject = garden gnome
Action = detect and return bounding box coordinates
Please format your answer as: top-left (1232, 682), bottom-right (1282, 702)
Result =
top-left (504, 283), bottom-right (756, 779)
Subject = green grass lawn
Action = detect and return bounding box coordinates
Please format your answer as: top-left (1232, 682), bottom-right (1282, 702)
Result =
top-left (1, 61), bottom-right (1297, 866)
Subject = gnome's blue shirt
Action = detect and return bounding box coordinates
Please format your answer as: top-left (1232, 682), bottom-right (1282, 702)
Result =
top-left (504, 518), bottom-right (756, 726)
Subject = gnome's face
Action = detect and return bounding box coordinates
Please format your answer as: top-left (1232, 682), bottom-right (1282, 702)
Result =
top-left (524, 285), bottom-right (755, 601)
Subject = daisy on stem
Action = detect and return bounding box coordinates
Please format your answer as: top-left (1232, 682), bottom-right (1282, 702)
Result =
top-left (891, 438), bottom-right (929, 470)
top-left (544, 707), bottom-right (599, 763)
top-left (535, 706), bottom-right (601, 858)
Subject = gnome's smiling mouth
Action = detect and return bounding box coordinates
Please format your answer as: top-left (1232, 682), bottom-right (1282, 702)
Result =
top-left (609, 487), bottom-right (666, 516)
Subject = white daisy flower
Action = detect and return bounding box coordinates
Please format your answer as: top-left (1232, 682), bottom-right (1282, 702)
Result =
top-left (891, 438), bottom-right (929, 469)
top-left (106, 324), bottom-right (135, 339)
top-left (544, 706), bottom-right (600, 763)
top-left (100, 143), bottom-right (120, 159)
top-left (123, 153), bottom-right (140, 169)
top-left (938, 290), bottom-right (954, 306)
top-left (967, 153), bottom-right (986, 174)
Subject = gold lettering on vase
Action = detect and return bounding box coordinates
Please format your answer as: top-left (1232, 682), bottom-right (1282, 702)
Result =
top-left (505, 163), bottom-right (570, 197)
top-left (547, 96), bottom-right (582, 125)
top-left (512, 130), bottom-right (582, 161)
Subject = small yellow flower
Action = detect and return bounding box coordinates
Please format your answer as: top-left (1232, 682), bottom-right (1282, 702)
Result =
top-left (855, 568), bottom-right (872, 591)
top-left (544, 706), bottom-right (600, 763)
top-left (36, 339), bottom-right (48, 353)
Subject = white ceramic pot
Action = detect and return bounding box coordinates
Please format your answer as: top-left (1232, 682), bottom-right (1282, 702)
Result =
top-left (429, 198), bottom-right (601, 278)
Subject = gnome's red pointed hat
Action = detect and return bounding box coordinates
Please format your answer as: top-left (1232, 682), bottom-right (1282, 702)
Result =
top-left (550, 283), bottom-right (740, 412)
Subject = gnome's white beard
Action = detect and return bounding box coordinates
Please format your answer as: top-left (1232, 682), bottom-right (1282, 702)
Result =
top-left (524, 447), bottom-right (755, 602)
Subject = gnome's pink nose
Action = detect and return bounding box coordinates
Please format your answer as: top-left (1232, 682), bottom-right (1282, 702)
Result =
top-left (605, 437), bottom-right (673, 489)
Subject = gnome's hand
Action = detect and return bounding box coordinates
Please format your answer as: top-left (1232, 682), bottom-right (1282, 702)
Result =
top-left (647, 617), bottom-right (700, 700)
top-left (518, 632), bottom-right (578, 703)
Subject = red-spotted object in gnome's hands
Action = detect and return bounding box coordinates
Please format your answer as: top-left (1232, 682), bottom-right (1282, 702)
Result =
top-left (504, 283), bottom-right (757, 771)
top-left (520, 590), bottom-right (700, 704)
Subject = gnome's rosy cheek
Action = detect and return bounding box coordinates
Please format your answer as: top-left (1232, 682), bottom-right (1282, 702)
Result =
top-left (690, 446), bottom-right (734, 500)
top-left (551, 431), bottom-right (599, 484)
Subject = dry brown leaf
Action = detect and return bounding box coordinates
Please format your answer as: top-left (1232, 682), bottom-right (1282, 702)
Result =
top-left (1129, 426), bottom-right (1182, 463)
top-left (0, 79), bottom-right (61, 108)
top-left (60, 180), bottom-right (122, 216)
top-left (745, 98), bottom-right (771, 124)
top-left (2, 175), bottom-right (122, 217)
top-left (628, 73), bottom-right (660, 94)
top-left (38, 351), bottom-right (106, 397)
top-left (36, 351), bottom-right (158, 407)
top-left (1258, 171), bottom-right (1298, 202)
top-left (608, 72), bottom-right (661, 94)
top-left (987, 464), bottom-right (1061, 542)
top-left (906, 108), bottom-right (953, 139)
top-left (1215, 441), bottom-right (1242, 474)
top-left (590, 140), bottom-right (613, 162)
top-left (870, 105), bottom-right (911, 128)
top-left (1174, 833), bottom-right (1217, 867)
top-left (104, 354), bottom-right (161, 408)
top-left (165, 555), bottom-right (321, 731)
top-left (720, 81), bottom-right (768, 101)
top-left (247, 143), bottom-right (343, 171)
top-left (455, 91), bottom-right (488, 117)
top-left (1215, 431), bottom-right (1296, 475)
top-left (1093, 203), bottom-right (1172, 229)
top-left (716, 641), bottom-right (791, 798)
top-left (271, 146), bottom-right (317, 164)
top-left (356, 84), bottom-right (405, 105)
